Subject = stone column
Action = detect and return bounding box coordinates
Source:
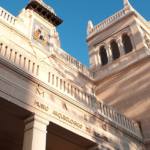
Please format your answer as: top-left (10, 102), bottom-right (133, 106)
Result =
top-left (96, 50), bottom-right (102, 66)
top-left (22, 115), bottom-right (49, 150)
top-left (116, 37), bottom-right (125, 56)
top-left (106, 44), bottom-right (113, 63)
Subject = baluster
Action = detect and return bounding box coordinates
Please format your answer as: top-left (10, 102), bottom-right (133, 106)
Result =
top-left (36, 65), bottom-right (39, 76)
top-left (7, 14), bottom-right (9, 21)
top-left (0, 10), bottom-right (3, 16)
top-left (0, 43), bottom-right (3, 53)
top-left (32, 62), bottom-right (35, 74)
top-left (14, 52), bottom-right (18, 64)
top-left (63, 81), bottom-right (66, 92)
top-left (18, 54), bottom-right (22, 66)
top-left (56, 76), bottom-right (58, 87)
top-left (52, 74), bottom-right (55, 85)
top-left (1, 45), bottom-right (6, 56)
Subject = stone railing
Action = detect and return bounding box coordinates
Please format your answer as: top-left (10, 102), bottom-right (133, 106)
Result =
top-left (0, 7), bottom-right (16, 26)
top-left (48, 70), bottom-right (95, 107)
top-left (95, 102), bottom-right (142, 139)
top-left (0, 42), bottom-right (39, 76)
top-left (51, 47), bottom-right (94, 78)
top-left (0, 42), bottom-right (142, 140)
top-left (88, 8), bottom-right (127, 38)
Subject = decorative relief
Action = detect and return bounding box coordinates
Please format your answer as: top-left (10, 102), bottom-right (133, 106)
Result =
top-left (34, 100), bottom-right (49, 112)
top-left (32, 20), bottom-right (53, 50)
top-left (102, 123), bottom-right (107, 131)
top-left (36, 85), bottom-right (45, 98)
top-left (62, 102), bottom-right (68, 110)
top-left (85, 126), bottom-right (92, 134)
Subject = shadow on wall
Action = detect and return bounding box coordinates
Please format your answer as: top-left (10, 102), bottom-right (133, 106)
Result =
top-left (96, 57), bottom-right (150, 140)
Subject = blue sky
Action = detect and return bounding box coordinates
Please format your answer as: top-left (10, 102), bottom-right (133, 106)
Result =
top-left (0, 0), bottom-right (150, 66)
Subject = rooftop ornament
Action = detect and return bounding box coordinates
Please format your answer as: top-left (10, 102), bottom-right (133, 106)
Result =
top-left (26, 0), bottom-right (63, 26)
top-left (123, 0), bottom-right (134, 12)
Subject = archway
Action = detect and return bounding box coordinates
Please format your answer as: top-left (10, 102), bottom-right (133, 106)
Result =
top-left (110, 40), bottom-right (120, 60)
top-left (99, 46), bottom-right (108, 65)
top-left (122, 34), bottom-right (133, 54)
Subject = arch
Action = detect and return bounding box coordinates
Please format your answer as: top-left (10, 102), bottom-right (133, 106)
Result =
top-left (122, 33), bottom-right (133, 53)
top-left (99, 46), bottom-right (108, 66)
top-left (110, 40), bottom-right (120, 60)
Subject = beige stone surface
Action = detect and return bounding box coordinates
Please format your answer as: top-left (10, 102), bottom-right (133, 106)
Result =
top-left (0, 0), bottom-right (149, 149)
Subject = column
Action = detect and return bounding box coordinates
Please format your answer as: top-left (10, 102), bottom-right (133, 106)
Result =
top-left (96, 50), bottom-right (101, 66)
top-left (116, 37), bottom-right (125, 56)
top-left (23, 115), bottom-right (49, 150)
top-left (106, 44), bottom-right (113, 63)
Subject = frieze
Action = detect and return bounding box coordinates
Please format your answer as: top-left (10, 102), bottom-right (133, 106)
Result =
top-left (34, 100), bottom-right (49, 112)
top-left (33, 98), bottom-right (108, 141)
top-left (52, 110), bottom-right (83, 129)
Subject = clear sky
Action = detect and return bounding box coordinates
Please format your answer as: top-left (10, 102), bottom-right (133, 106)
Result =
top-left (0, 0), bottom-right (150, 66)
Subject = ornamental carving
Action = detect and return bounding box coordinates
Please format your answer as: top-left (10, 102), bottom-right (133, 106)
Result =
top-left (32, 20), bottom-right (53, 50)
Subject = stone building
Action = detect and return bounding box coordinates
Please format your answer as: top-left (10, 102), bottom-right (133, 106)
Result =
top-left (0, 0), bottom-right (149, 149)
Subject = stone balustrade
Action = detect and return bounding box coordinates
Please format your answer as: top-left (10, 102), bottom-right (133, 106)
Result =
top-left (88, 8), bottom-right (127, 38)
top-left (0, 7), bottom-right (16, 25)
top-left (96, 102), bottom-right (142, 139)
top-left (0, 41), bottom-right (142, 140)
top-left (0, 42), bottom-right (39, 76)
top-left (48, 70), bottom-right (95, 107)
top-left (51, 47), bottom-right (94, 78)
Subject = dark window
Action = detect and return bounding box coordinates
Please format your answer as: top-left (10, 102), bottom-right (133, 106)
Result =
top-left (99, 46), bottom-right (108, 65)
top-left (110, 40), bottom-right (120, 60)
top-left (122, 34), bottom-right (133, 53)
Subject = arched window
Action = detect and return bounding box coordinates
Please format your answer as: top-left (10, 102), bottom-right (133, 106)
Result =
top-left (99, 46), bottom-right (108, 66)
top-left (110, 40), bottom-right (120, 60)
top-left (122, 34), bottom-right (133, 54)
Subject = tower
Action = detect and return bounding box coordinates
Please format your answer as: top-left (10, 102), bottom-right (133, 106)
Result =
top-left (87, 1), bottom-right (150, 149)
top-left (16, 0), bottom-right (62, 55)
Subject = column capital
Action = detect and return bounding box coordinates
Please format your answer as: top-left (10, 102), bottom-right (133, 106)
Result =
top-left (116, 36), bottom-right (122, 43)
top-left (25, 115), bottom-right (49, 126)
top-left (105, 44), bottom-right (111, 50)
top-left (24, 115), bottom-right (49, 132)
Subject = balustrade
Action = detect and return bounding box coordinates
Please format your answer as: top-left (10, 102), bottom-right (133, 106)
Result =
top-left (0, 42), bottom-right (39, 76)
top-left (0, 7), bottom-right (16, 25)
top-left (95, 102), bottom-right (141, 138)
top-left (53, 47), bottom-right (94, 78)
top-left (88, 8), bottom-right (127, 37)
top-left (47, 71), bottom-right (94, 107)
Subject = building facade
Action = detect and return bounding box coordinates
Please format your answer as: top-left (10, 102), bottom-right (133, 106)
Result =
top-left (0, 0), bottom-right (149, 149)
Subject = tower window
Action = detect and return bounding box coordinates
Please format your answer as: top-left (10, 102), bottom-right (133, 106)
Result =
top-left (110, 40), bottom-right (120, 60)
top-left (122, 34), bottom-right (133, 53)
top-left (99, 46), bottom-right (108, 66)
